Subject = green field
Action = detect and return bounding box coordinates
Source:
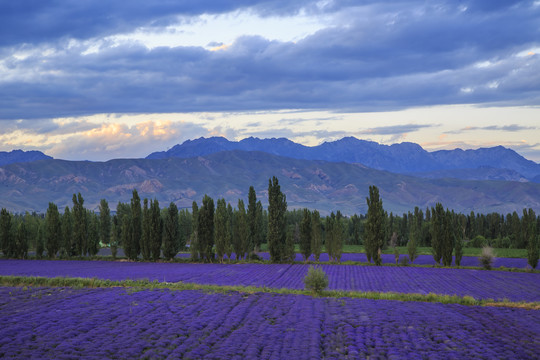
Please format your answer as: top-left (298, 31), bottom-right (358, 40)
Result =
top-left (259, 244), bottom-right (528, 258)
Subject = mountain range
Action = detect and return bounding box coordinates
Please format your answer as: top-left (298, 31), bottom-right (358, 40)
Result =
top-left (0, 150), bottom-right (52, 166)
top-left (1, 149), bottom-right (539, 215)
top-left (148, 137), bottom-right (540, 182)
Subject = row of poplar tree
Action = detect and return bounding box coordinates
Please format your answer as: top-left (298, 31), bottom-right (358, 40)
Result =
top-left (0, 178), bottom-right (538, 268)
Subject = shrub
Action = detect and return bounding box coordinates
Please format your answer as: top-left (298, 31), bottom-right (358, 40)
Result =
top-left (478, 246), bottom-right (495, 270)
top-left (399, 256), bottom-right (409, 266)
top-left (470, 235), bottom-right (487, 248)
top-left (303, 266), bottom-right (329, 294)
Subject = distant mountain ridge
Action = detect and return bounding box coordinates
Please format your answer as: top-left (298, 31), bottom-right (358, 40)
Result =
top-left (1, 151), bottom-right (539, 215)
top-left (0, 150), bottom-right (52, 166)
top-left (147, 137), bottom-right (540, 182)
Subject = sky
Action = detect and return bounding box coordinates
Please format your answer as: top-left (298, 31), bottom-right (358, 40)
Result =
top-left (1, 0), bottom-right (539, 162)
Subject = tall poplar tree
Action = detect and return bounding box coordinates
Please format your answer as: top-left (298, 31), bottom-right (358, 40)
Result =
top-left (45, 202), bottom-right (61, 258)
top-left (87, 211), bottom-right (100, 256)
top-left (300, 208), bottom-right (312, 262)
top-left (524, 208), bottom-right (539, 269)
top-left (128, 189), bottom-right (142, 260)
top-left (214, 198), bottom-right (228, 263)
top-left (226, 203), bottom-right (234, 261)
top-left (365, 185), bottom-right (385, 265)
top-left (332, 211), bottom-right (344, 263)
top-left (234, 199), bottom-right (249, 260)
top-left (150, 199), bottom-right (162, 261)
top-left (254, 201), bottom-right (264, 251)
top-left (268, 176), bottom-right (287, 263)
top-left (72, 193), bottom-right (87, 256)
top-left (163, 202), bottom-right (180, 260)
top-left (0, 208), bottom-right (13, 257)
top-left (311, 210), bottom-right (322, 262)
top-left (247, 186), bottom-right (258, 254)
top-left (190, 201), bottom-right (199, 260)
top-left (16, 221), bottom-right (28, 259)
top-left (431, 203), bottom-right (445, 265)
top-left (197, 195), bottom-right (215, 262)
top-left (441, 210), bottom-right (454, 266)
top-left (141, 198), bottom-right (151, 260)
top-left (99, 199), bottom-right (111, 246)
top-left (61, 207), bottom-right (73, 257)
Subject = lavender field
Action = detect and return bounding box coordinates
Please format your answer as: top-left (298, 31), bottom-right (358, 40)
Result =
top-left (174, 252), bottom-right (529, 268)
top-left (1, 286), bottom-right (538, 359)
top-left (1, 259), bottom-right (539, 302)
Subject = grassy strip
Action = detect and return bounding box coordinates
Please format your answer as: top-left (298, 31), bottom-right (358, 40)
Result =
top-left (1, 275), bottom-right (538, 310)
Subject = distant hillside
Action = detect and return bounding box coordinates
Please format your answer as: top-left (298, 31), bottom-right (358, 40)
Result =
top-left (0, 150), bottom-right (52, 166)
top-left (147, 137), bottom-right (540, 182)
top-left (2, 151), bottom-right (539, 215)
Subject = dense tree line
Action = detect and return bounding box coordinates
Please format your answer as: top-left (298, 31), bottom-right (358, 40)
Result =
top-left (1, 180), bottom-right (539, 269)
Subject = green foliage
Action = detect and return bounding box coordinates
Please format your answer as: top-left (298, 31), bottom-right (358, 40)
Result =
top-left (149, 199), bottom-right (162, 261)
top-left (0, 208), bottom-right (14, 257)
top-left (163, 202), bottom-right (179, 261)
top-left (430, 203), bottom-right (444, 265)
top-left (454, 234), bottom-right (464, 267)
top-left (233, 199), bottom-right (249, 260)
top-left (72, 193), bottom-right (87, 257)
top-left (86, 211), bottom-right (100, 256)
top-left (190, 201), bottom-right (199, 261)
top-left (36, 224), bottom-right (44, 259)
top-left (329, 211), bottom-right (344, 263)
top-left (99, 199), bottom-right (111, 246)
top-left (469, 235), bottom-right (487, 248)
top-left (303, 266), bottom-right (329, 294)
top-left (283, 225), bottom-right (296, 263)
top-left (197, 195), bottom-right (215, 262)
top-left (247, 186), bottom-right (262, 253)
top-left (311, 210), bottom-right (322, 262)
top-left (121, 214), bottom-right (131, 259)
top-left (214, 198), bottom-right (229, 263)
top-left (15, 222), bottom-right (28, 259)
top-left (45, 202), bottom-right (61, 258)
top-left (110, 216), bottom-right (119, 259)
top-left (61, 207), bottom-right (73, 257)
top-left (523, 208), bottom-right (539, 269)
top-left (128, 189), bottom-right (142, 261)
top-left (140, 199), bottom-right (151, 261)
top-left (299, 208), bottom-right (312, 262)
top-left (478, 246), bottom-right (495, 270)
top-left (399, 256), bottom-right (409, 266)
top-left (365, 185), bottom-right (385, 265)
top-left (349, 214), bottom-right (362, 245)
top-left (226, 203), bottom-right (234, 261)
top-left (268, 176), bottom-right (287, 263)
top-left (441, 210), bottom-right (454, 267)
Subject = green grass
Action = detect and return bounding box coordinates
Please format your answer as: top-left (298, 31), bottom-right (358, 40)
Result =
top-left (1, 275), bottom-right (538, 310)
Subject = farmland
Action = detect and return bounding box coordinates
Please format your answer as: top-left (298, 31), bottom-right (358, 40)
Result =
top-left (1, 286), bottom-right (539, 359)
top-left (1, 259), bottom-right (539, 302)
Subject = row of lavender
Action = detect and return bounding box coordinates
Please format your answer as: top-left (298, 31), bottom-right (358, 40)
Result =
top-left (175, 252), bottom-right (529, 268)
top-left (1, 259), bottom-right (538, 301)
top-left (1, 287), bottom-right (538, 359)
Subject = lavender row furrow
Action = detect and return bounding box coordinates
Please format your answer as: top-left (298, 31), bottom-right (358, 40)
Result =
top-left (0, 287), bottom-right (539, 359)
top-left (1, 259), bottom-right (539, 301)
top-left (173, 252), bottom-right (528, 268)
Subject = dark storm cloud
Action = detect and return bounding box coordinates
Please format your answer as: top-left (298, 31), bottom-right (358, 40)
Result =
top-left (0, 0), bottom-right (317, 47)
top-left (1, 0), bottom-right (539, 121)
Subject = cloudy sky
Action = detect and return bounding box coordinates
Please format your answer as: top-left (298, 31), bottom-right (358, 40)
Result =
top-left (1, 0), bottom-right (539, 161)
